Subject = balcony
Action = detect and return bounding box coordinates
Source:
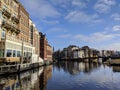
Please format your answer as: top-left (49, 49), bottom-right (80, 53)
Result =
top-left (1, 21), bottom-right (11, 29)
top-left (12, 16), bottom-right (19, 24)
top-left (11, 26), bottom-right (20, 34)
top-left (2, 9), bottom-right (11, 18)
top-left (2, 20), bottom-right (20, 34)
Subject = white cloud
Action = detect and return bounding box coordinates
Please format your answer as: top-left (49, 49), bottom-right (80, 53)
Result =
top-left (42, 19), bottom-right (59, 25)
top-left (74, 32), bottom-right (120, 43)
top-left (72, 0), bottom-right (87, 8)
top-left (51, 0), bottom-right (88, 8)
top-left (58, 34), bottom-right (71, 38)
top-left (20, 0), bottom-right (61, 19)
top-left (101, 0), bottom-right (116, 5)
top-left (47, 28), bottom-right (68, 33)
top-left (94, 0), bottom-right (116, 13)
top-left (111, 13), bottom-right (120, 21)
top-left (113, 25), bottom-right (120, 31)
top-left (94, 4), bottom-right (110, 13)
top-left (50, 0), bottom-right (70, 9)
top-left (65, 11), bottom-right (102, 24)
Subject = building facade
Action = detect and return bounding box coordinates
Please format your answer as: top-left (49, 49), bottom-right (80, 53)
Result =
top-left (0, 0), bottom-right (44, 64)
top-left (0, 0), bottom-right (21, 63)
top-left (46, 44), bottom-right (52, 61)
top-left (39, 32), bottom-right (52, 61)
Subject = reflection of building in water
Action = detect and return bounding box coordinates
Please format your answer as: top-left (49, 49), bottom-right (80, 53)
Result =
top-left (55, 61), bottom-right (101, 75)
top-left (39, 65), bottom-right (52, 90)
top-left (112, 66), bottom-right (120, 72)
top-left (0, 67), bottom-right (44, 90)
top-left (0, 75), bottom-right (19, 90)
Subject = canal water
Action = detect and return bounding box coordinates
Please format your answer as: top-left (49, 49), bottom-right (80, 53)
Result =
top-left (0, 61), bottom-right (120, 90)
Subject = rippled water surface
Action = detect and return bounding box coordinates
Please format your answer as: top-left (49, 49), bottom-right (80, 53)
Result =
top-left (0, 61), bottom-right (120, 90)
top-left (47, 61), bottom-right (120, 90)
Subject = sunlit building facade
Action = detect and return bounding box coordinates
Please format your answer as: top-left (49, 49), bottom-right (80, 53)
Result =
top-left (0, 0), bottom-right (40, 64)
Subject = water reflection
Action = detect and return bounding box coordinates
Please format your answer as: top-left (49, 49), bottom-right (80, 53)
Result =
top-left (54, 61), bottom-right (102, 75)
top-left (48, 61), bottom-right (120, 90)
top-left (1, 62), bottom-right (120, 90)
top-left (112, 66), bottom-right (120, 72)
top-left (0, 66), bottom-right (52, 90)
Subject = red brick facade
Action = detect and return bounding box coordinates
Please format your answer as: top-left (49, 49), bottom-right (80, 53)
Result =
top-left (39, 32), bottom-right (52, 61)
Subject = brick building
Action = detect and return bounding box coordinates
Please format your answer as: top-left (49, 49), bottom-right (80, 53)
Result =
top-left (0, 0), bottom-right (21, 62)
top-left (47, 44), bottom-right (52, 61)
top-left (0, 0), bottom-right (40, 64)
top-left (39, 32), bottom-right (52, 61)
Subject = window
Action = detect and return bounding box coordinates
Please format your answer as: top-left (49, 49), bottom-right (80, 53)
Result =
top-left (17, 51), bottom-right (21, 57)
top-left (6, 50), bottom-right (12, 57)
top-left (2, 30), bottom-right (5, 38)
top-left (13, 50), bottom-right (16, 57)
top-left (0, 49), bottom-right (4, 57)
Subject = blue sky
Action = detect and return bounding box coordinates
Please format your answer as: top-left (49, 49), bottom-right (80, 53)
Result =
top-left (19, 0), bottom-right (120, 50)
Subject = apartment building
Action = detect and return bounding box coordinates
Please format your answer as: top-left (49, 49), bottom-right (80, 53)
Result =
top-left (33, 27), bottom-right (40, 63)
top-left (39, 32), bottom-right (53, 61)
top-left (18, 3), bottom-right (34, 63)
top-left (0, 0), bottom-right (21, 63)
top-left (67, 45), bottom-right (79, 59)
top-left (39, 32), bottom-right (47, 60)
top-left (0, 0), bottom-right (40, 64)
top-left (47, 44), bottom-right (52, 61)
top-left (73, 49), bottom-right (84, 59)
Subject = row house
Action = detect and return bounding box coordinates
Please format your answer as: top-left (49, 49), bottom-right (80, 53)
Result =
top-left (99, 50), bottom-right (114, 57)
top-left (73, 49), bottom-right (84, 59)
top-left (53, 45), bottom-right (100, 60)
top-left (67, 45), bottom-right (79, 59)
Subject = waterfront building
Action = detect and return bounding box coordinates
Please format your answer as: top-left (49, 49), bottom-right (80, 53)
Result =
top-left (0, 0), bottom-right (45, 64)
top-left (62, 48), bottom-right (68, 59)
top-left (81, 46), bottom-right (90, 58)
top-left (32, 25), bottom-right (40, 63)
top-left (39, 32), bottom-right (47, 60)
top-left (53, 45), bottom-right (100, 60)
top-left (100, 50), bottom-right (114, 57)
top-left (67, 45), bottom-right (79, 59)
top-left (18, 3), bottom-right (33, 63)
top-left (73, 49), bottom-right (84, 59)
top-left (92, 49), bottom-right (100, 57)
top-left (39, 32), bottom-right (53, 61)
top-left (47, 44), bottom-right (53, 61)
top-left (0, 0), bottom-right (21, 63)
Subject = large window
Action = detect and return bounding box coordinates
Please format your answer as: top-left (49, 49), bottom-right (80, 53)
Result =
top-left (13, 50), bottom-right (16, 57)
top-left (6, 50), bottom-right (12, 57)
top-left (17, 51), bottom-right (21, 57)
